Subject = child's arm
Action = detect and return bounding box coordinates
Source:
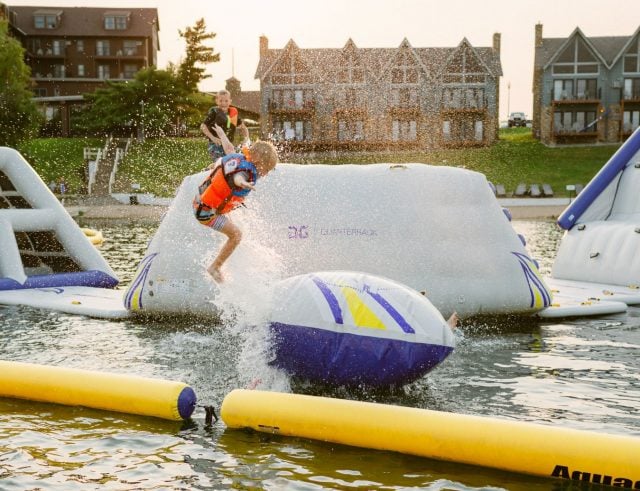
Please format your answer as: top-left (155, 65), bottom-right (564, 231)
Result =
top-left (200, 122), bottom-right (221, 145)
top-left (233, 172), bottom-right (255, 191)
top-left (212, 124), bottom-right (236, 155)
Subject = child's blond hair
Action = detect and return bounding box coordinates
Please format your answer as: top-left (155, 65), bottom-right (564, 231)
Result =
top-left (249, 141), bottom-right (279, 171)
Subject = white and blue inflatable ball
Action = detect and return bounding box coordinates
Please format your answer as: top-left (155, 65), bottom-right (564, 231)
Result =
top-left (268, 271), bottom-right (456, 387)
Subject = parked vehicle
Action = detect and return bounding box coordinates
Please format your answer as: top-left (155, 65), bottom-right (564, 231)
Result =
top-left (508, 112), bottom-right (527, 127)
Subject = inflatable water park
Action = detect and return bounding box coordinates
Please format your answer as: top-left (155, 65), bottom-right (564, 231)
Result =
top-left (1, 128), bottom-right (640, 384)
top-left (2, 129), bottom-right (640, 487)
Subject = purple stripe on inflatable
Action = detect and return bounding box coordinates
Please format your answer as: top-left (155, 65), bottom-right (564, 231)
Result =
top-left (558, 126), bottom-right (640, 230)
top-left (269, 322), bottom-right (453, 387)
top-left (0, 271), bottom-right (118, 291)
top-left (311, 275), bottom-right (343, 324)
top-left (364, 285), bottom-right (415, 334)
top-left (124, 253), bottom-right (157, 309)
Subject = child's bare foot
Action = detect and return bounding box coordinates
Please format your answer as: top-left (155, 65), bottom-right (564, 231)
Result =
top-left (447, 311), bottom-right (459, 329)
top-left (207, 266), bottom-right (224, 283)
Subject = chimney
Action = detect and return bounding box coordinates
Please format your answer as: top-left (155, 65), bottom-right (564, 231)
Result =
top-left (535, 23), bottom-right (543, 48)
top-left (492, 33), bottom-right (501, 55)
top-left (259, 35), bottom-right (268, 57)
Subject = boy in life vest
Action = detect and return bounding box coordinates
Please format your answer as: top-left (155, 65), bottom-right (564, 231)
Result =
top-left (193, 123), bottom-right (278, 283)
top-left (200, 89), bottom-right (248, 161)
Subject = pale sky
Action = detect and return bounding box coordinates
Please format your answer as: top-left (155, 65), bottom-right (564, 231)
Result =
top-left (9, 0), bottom-right (640, 119)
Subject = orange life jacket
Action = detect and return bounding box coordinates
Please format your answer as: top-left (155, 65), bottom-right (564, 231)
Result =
top-left (194, 154), bottom-right (258, 216)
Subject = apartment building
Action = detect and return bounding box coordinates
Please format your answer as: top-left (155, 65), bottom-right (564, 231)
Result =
top-left (3, 4), bottom-right (159, 135)
top-left (533, 24), bottom-right (640, 145)
top-left (255, 35), bottom-right (502, 150)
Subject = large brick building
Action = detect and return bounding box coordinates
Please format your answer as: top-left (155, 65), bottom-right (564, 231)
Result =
top-left (255, 35), bottom-right (502, 150)
top-left (533, 24), bottom-right (640, 145)
top-left (2, 3), bottom-right (159, 135)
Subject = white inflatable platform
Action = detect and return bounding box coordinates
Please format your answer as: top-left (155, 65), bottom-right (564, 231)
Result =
top-left (0, 147), bottom-right (126, 319)
top-left (125, 163), bottom-right (553, 318)
top-left (547, 126), bottom-right (640, 315)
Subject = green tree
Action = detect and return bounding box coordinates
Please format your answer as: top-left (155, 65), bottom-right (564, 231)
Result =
top-left (0, 19), bottom-right (41, 146)
top-left (177, 18), bottom-right (219, 91)
top-left (78, 67), bottom-right (193, 137)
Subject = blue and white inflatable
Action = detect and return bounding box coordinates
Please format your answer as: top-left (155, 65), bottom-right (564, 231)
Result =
top-left (552, 127), bottom-right (640, 290)
top-left (0, 147), bottom-right (118, 291)
top-left (268, 271), bottom-right (455, 387)
top-left (0, 147), bottom-right (124, 318)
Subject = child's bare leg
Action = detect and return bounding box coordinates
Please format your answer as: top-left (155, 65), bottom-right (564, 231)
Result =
top-left (207, 220), bottom-right (242, 282)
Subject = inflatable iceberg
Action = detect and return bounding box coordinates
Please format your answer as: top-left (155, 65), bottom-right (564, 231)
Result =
top-left (125, 163), bottom-right (552, 318)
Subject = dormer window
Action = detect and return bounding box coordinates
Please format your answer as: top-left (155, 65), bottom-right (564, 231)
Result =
top-left (104, 11), bottom-right (129, 30)
top-left (33, 10), bottom-right (61, 29)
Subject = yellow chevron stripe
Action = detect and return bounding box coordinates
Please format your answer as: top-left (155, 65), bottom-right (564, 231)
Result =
top-left (341, 287), bottom-right (386, 330)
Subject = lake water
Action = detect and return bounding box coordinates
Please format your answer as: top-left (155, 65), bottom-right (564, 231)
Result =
top-left (1, 220), bottom-right (639, 490)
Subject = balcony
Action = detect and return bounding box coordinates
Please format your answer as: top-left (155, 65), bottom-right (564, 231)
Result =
top-left (551, 91), bottom-right (600, 105)
top-left (268, 100), bottom-right (315, 116)
top-left (622, 89), bottom-right (640, 102)
top-left (29, 47), bottom-right (67, 59)
top-left (388, 106), bottom-right (421, 117)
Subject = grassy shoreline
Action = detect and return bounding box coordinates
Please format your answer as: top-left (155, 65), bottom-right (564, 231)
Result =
top-left (16, 128), bottom-right (618, 198)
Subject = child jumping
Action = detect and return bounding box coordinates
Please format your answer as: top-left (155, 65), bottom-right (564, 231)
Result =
top-left (193, 124), bottom-right (278, 283)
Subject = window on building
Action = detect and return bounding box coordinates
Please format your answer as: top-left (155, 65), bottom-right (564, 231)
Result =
top-left (623, 37), bottom-right (639, 74)
top-left (624, 78), bottom-right (640, 99)
top-left (337, 120), bottom-right (364, 141)
top-left (575, 79), bottom-right (598, 99)
top-left (442, 45), bottom-right (487, 84)
top-left (34, 13), bottom-right (59, 29)
top-left (123, 65), bottom-right (138, 79)
top-left (53, 64), bottom-right (65, 78)
top-left (34, 88), bottom-right (47, 97)
top-left (77, 64), bottom-right (85, 77)
top-left (97, 65), bottom-right (111, 79)
top-left (389, 50), bottom-right (420, 85)
top-left (442, 121), bottom-right (451, 141)
top-left (52, 40), bottom-right (63, 56)
top-left (123, 40), bottom-right (141, 56)
top-left (274, 120), bottom-right (311, 141)
top-left (552, 37), bottom-right (600, 75)
top-left (76, 40), bottom-right (84, 53)
top-left (474, 121), bottom-right (484, 141)
top-left (96, 40), bottom-right (110, 56)
top-left (391, 119), bottom-right (417, 141)
top-left (553, 110), bottom-right (597, 133)
top-left (623, 110), bottom-right (640, 132)
top-left (270, 53), bottom-right (311, 85)
top-left (104, 14), bottom-right (128, 30)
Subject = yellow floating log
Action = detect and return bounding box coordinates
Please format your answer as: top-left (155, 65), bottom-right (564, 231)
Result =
top-left (81, 227), bottom-right (104, 247)
top-left (0, 360), bottom-right (196, 421)
top-left (221, 389), bottom-right (640, 487)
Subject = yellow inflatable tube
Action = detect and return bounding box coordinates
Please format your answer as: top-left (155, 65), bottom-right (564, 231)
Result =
top-left (81, 227), bottom-right (104, 247)
top-left (221, 390), bottom-right (640, 487)
top-left (0, 360), bottom-right (196, 421)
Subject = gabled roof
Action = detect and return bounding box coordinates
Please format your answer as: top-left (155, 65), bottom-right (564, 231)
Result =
top-left (8, 6), bottom-right (159, 38)
top-left (536, 26), bottom-right (638, 71)
top-left (610, 25), bottom-right (640, 67)
top-left (435, 37), bottom-right (500, 78)
top-left (255, 38), bottom-right (502, 82)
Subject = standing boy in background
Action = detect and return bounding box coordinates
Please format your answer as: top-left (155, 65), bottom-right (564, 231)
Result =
top-left (201, 89), bottom-right (249, 161)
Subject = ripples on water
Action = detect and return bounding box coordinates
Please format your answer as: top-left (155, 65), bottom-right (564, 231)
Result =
top-left (0, 220), bottom-right (638, 490)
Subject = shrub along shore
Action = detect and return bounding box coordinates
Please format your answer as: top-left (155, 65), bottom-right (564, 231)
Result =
top-left (16, 128), bottom-right (618, 199)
